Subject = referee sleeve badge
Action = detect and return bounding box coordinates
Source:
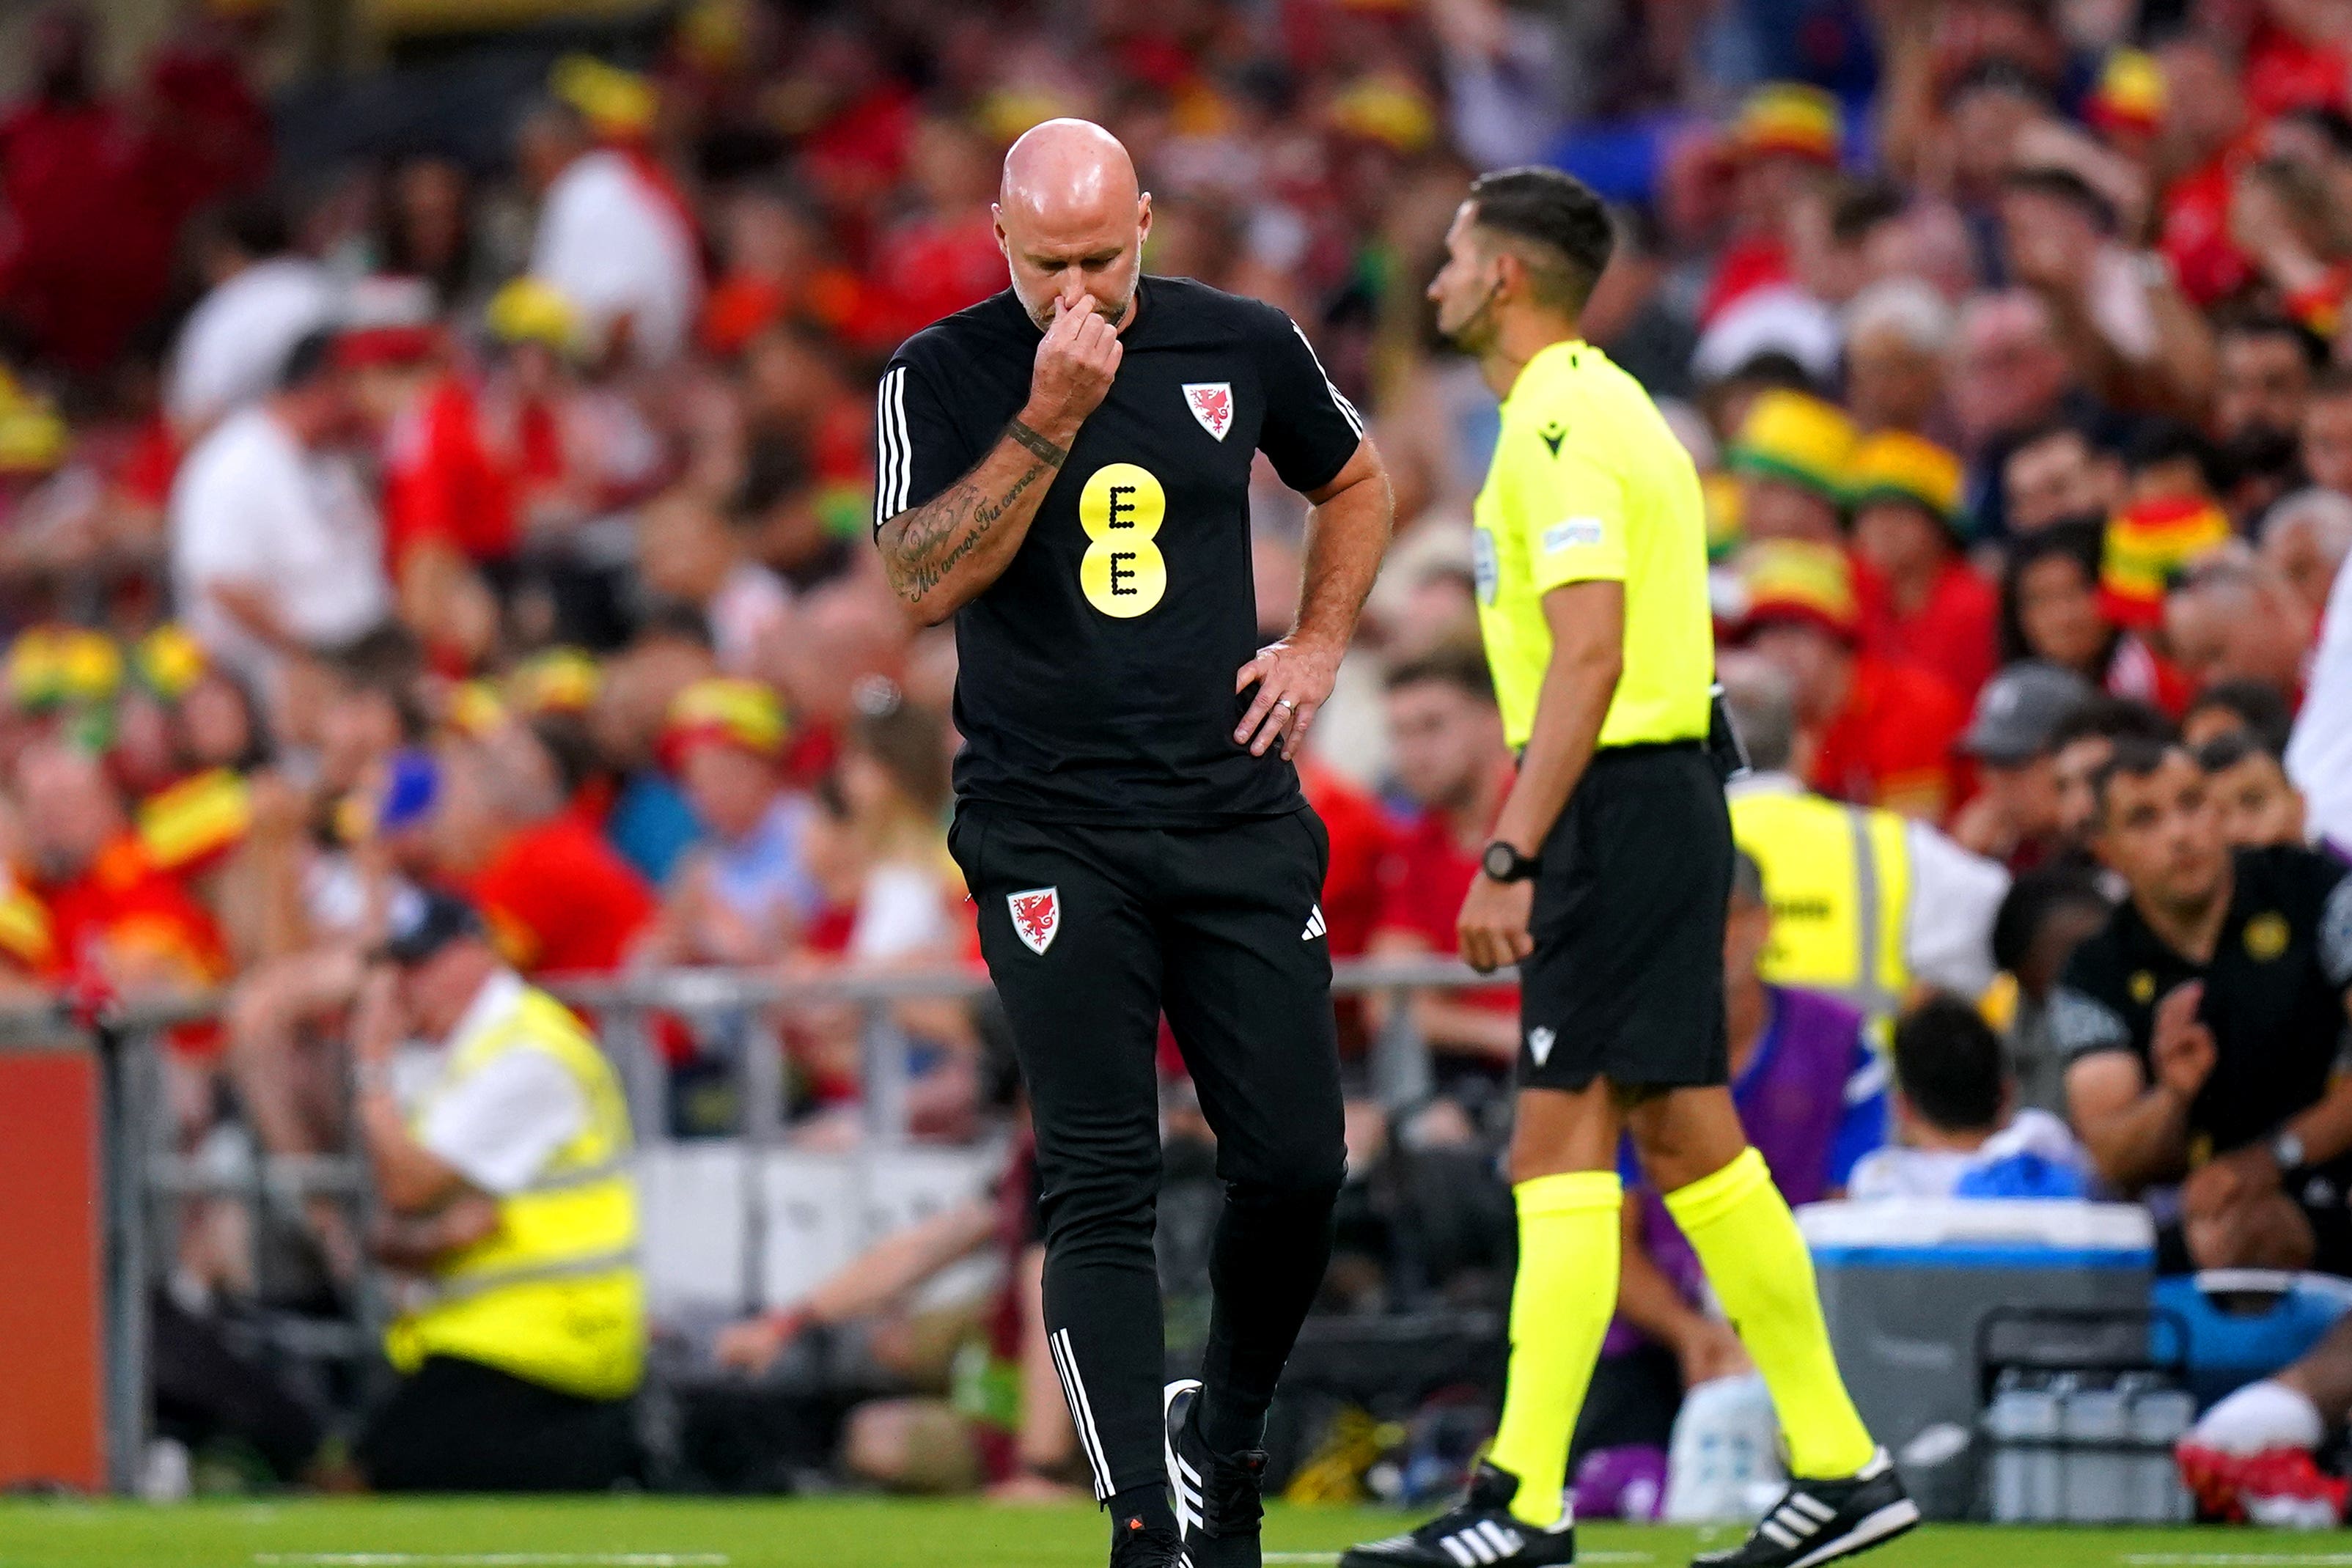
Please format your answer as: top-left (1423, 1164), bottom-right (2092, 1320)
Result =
top-left (1009, 887), bottom-right (1062, 954)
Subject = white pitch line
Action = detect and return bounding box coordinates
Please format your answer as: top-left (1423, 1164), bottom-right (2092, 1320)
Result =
top-left (251, 1559), bottom-right (728, 1567)
top-left (2122, 1556), bottom-right (2352, 1566)
top-left (1265, 1556), bottom-right (1650, 1565)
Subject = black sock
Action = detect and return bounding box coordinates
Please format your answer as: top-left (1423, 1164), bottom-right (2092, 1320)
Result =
top-left (1196, 1182), bottom-right (1339, 1456)
top-left (1109, 1484), bottom-right (1177, 1542)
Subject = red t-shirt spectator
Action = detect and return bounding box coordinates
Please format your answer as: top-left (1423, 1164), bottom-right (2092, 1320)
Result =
top-left (0, 94), bottom-right (180, 371)
top-left (1859, 558), bottom-right (2000, 704)
top-left (382, 375), bottom-right (518, 570)
top-left (1809, 655), bottom-right (1969, 822)
top-left (471, 814), bottom-right (655, 976)
top-left (1371, 801), bottom-right (1519, 1020)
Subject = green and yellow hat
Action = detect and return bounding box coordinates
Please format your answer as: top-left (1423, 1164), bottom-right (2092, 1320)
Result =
top-left (1732, 82), bottom-right (1843, 166)
top-left (664, 677), bottom-right (787, 766)
top-left (1728, 390), bottom-right (1856, 504)
top-left (133, 625), bottom-right (208, 702)
top-left (509, 647), bottom-right (602, 716)
top-left (1846, 430), bottom-right (1965, 531)
top-left (7, 625), bottom-right (122, 711)
top-left (1735, 540), bottom-right (1862, 642)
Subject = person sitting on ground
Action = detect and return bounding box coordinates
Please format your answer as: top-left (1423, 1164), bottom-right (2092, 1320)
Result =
top-left (353, 889), bottom-right (644, 1492)
top-left (2178, 1310), bottom-right (2352, 1527)
top-left (2057, 737), bottom-right (2352, 1273)
top-left (1847, 995), bottom-right (2087, 1200)
top-left (2198, 730), bottom-right (2310, 850)
top-left (713, 1125), bottom-right (1083, 1499)
top-left (1984, 865), bottom-right (2115, 1114)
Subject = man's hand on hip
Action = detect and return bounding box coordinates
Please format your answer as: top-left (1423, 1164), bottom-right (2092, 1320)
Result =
top-left (1235, 633), bottom-right (1342, 759)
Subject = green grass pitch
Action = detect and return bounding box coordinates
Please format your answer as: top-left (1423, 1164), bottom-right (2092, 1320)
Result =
top-left (4, 1498), bottom-right (2352, 1568)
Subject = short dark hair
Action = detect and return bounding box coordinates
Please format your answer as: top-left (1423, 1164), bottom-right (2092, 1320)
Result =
top-left (1830, 180), bottom-right (1906, 247)
top-left (1997, 518), bottom-right (2107, 666)
top-left (278, 325), bottom-right (341, 392)
top-left (2218, 309), bottom-right (2330, 372)
top-left (1893, 994), bottom-right (2008, 1134)
top-left (326, 624), bottom-right (428, 742)
top-left (2195, 727), bottom-right (2287, 775)
top-left (1384, 641), bottom-right (1496, 704)
top-left (2049, 695), bottom-right (2177, 753)
top-left (529, 714), bottom-right (602, 800)
top-left (2004, 165), bottom-right (2116, 232)
top-left (2183, 678), bottom-right (2296, 757)
top-left (1465, 166), bottom-right (1614, 314)
top-left (2123, 419), bottom-right (2229, 493)
top-left (2089, 734), bottom-right (2193, 825)
top-left (1991, 864), bottom-right (2111, 976)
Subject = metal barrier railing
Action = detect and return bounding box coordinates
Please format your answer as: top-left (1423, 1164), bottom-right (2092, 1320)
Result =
top-left (0, 955), bottom-right (1511, 1494)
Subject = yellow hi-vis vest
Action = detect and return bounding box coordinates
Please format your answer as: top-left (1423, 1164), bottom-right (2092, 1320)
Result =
top-left (1730, 786), bottom-right (1914, 1017)
top-left (385, 984), bottom-right (646, 1401)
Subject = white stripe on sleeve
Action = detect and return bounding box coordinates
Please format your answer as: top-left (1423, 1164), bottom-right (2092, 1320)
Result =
top-left (872, 367), bottom-right (905, 531)
top-left (1290, 320), bottom-right (1364, 438)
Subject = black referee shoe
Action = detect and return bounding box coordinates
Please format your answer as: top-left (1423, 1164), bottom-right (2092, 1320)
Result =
top-left (1338, 1460), bottom-right (1576, 1568)
top-left (1691, 1451), bottom-right (1918, 1568)
top-left (1166, 1380), bottom-right (1267, 1568)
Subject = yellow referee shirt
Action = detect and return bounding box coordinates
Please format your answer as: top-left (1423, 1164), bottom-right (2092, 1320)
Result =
top-left (1471, 339), bottom-right (1714, 751)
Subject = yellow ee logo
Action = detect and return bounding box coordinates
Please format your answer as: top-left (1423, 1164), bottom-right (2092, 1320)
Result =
top-left (2246, 912), bottom-right (2291, 962)
top-left (1078, 463), bottom-right (1167, 618)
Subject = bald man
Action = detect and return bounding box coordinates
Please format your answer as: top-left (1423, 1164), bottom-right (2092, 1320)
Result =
top-left (872, 119), bottom-right (1392, 1568)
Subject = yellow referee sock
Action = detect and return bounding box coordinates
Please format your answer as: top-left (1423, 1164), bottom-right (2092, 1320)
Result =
top-left (1663, 1146), bottom-right (1875, 1480)
top-left (1484, 1170), bottom-right (1621, 1527)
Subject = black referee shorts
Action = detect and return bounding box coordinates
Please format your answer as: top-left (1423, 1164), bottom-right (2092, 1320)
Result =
top-left (1519, 743), bottom-right (1733, 1092)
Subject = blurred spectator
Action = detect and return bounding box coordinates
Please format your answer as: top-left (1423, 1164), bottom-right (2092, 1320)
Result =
top-left (1848, 994), bottom-right (2087, 1200)
top-left (2057, 738), bottom-right (2352, 1273)
top-left (2048, 695), bottom-right (2180, 857)
top-left (169, 196), bottom-right (337, 438)
top-left (2183, 680), bottom-right (2298, 756)
top-left (1724, 390), bottom-right (1851, 547)
top-left (1951, 662), bottom-right (2095, 871)
top-left (2164, 556), bottom-right (2318, 700)
top-left (1850, 430), bottom-right (1998, 701)
top-left (1987, 864), bottom-right (2117, 1115)
top-left (1721, 654), bottom-right (2007, 1015)
top-left (351, 891), bottom-right (644, 1490)
top-left (2299, 368), bottom-right (2352, 493)
top-left (2259, 487), bottom-right (2352, 627)
top-left (2000, 519), bottom-right (2191, 715)
top-left (169, 329), bottom-right (392, 693)
top-left (1733, 540), bottom-right (1969, 820)
top-left (713, 1132), bottom-right (1081, 1498)
top-left (2212, 314), bottom-right (2325, 464)
top-left (638, 486), bottom-right (790, 675)
top-left (2197, 731), bottom-right (2309, 850)
top-left (1364, 644), bottom-right (1517, 1073)
top-left (1572, 852), bottom-right (1884, 1495)
top-left (2001, 419), bottom-right (2123, 537)
top-left (523, 59), bottom-right (701, 367)
top-left (642, 677), bottom-right (817, 966)
top-left (1842, 278), bottom-right (1954, 438)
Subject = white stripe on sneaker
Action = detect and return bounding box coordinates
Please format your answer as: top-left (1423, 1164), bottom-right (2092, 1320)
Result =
top-left (1785, 1497), bottom-right (1920, 1568)
top-left (1437, 1535), bottom-right (1479, 1568)
top-left (1787, 1493), bottom-right (1837, 1523)
top-left (1759, 1519), bottom-right (1800, 1550)
top-left (1048, 1329), bottom-right (1111, 1501)
top-left (1474, 1522), bottom-right (1522, 1557)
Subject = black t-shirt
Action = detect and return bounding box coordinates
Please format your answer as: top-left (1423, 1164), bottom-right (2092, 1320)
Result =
top-left (875, 277), bottom-right (1364, 824)
top-left (2054, 845), bottom-right (2352, 1163)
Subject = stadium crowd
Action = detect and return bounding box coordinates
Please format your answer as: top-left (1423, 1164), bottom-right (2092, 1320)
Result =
top-left (1, 0), bottom-right (2351, 1524)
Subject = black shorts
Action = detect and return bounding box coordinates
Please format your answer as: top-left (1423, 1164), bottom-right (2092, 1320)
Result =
top-left (1519, 743), bottom-right (1733, 1092)
top-left (358, 1355), bottom-right (638, 1492)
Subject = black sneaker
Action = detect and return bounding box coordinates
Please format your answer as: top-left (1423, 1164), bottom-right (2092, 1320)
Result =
top-left (1338, 1459), bottom-right (1576, 1568)
top-left (1109, 1509), bottom-right (1191, 1568)
top-left (1165, 1380), bottom-right (1267, 1568)
top-left (1691, 1451), bottom-right (1919, 1568)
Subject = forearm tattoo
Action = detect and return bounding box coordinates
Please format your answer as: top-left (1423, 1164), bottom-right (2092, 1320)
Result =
top-left (1004, 418), bottom-right (1068, 468)
top-left (882, 452), bottom-right (1052, 604)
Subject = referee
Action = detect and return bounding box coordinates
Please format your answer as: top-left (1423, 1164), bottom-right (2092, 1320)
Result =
top-left (1342, 170), bottom-right (1913, 1568)
top-left (873, 120), bottom-right (1392, 1568)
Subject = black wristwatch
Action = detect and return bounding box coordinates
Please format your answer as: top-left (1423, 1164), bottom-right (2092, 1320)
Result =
top-left (1482, 841), bottom-right (1541, 883)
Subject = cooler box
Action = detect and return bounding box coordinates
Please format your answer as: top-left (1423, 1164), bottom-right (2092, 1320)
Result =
top-left (1798, 1200), bottom-right (2155, 1513)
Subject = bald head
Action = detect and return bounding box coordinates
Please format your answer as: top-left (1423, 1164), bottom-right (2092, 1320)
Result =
top-left (995, 118), bottom-right (1151, 330)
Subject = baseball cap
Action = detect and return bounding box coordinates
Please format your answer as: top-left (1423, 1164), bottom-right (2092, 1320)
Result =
top-left (1959, 661), bottom-right (2095, 765)
top-left (378, 886), bottom-right (484, 967)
